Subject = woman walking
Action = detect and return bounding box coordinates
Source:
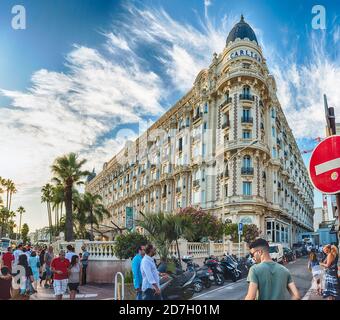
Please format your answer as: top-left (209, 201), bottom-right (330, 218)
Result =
top-left (308, 251), bottom-right (323, 295)
top-left (29, 251), bottom-right (40, 292)
top-left (320, 244), bottom-right (339, 300)
top-left (68, 255), bottom-right (82, 300)
top-left (18, 254), bottom-right (34, 300)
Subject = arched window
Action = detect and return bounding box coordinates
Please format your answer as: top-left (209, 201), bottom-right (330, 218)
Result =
top-left (243, 155), bottom-right (252, 168)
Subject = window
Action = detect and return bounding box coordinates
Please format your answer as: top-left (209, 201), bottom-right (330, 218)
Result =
top-left (243, 109), bottom-right (250, 119)
top-left (272, 147), bottom-right (277, 158)
top-left (201, 190), bottom-right (206, 204)
top-left (186, 117), bottom-right (190, 127)
top-left (202, 143), bottom-right (206, 156)
top-left (243, 130), bottom-right (251, 139)
top-left (179, 137), bottom-right (183, 152)
top-left (243, 85), bottom-right (250, 96)
top-left (203, 122), bottom-right (207, 131)
top-left (271, 108), bottom-right (276, 119)
top-left (243, 182), bottom-right (252, 195)
top-left (243, 155), bottom-right (251, 168)
top-left (204, 103), bottom-right (208, 113)
top-left (196, 106), bottom-right (200, 117)
top-left (272, 126), bottom-right (276, 137)
top-left (224, 184), bottom-right (228, 197)
top-left (242, 63), bottom-right (250, 69)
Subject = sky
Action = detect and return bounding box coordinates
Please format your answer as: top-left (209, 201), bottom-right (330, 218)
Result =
top-left (0, 0), bottom-right (339, 232)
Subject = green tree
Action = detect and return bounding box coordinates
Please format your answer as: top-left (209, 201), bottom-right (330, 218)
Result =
top-left (177, 207), bottom-right (224, 242)
top-left (41, 183), bottom-right (53, 238)
top-left (21, 223), bottom-right (29, 243)
top-left (51, 153), bottom-right (90, 241)
top-left (114, 231), bottom-right (148, 259)
top-left (243, 224), bottom-right (261, 244)
top-left (16, 206), bottom-right (25, 240)
top-left (224, 222), bottom-right (238, 243)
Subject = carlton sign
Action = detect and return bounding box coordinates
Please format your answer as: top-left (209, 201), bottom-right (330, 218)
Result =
top-left (309, 135), bottom-right (340, 194)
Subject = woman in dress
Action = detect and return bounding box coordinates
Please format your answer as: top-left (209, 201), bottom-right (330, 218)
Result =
top-left (29, 251), bottom-right (40, 292)
top-left (307, 251), bottom-right (323, 295)
top-left (320, 244), bottom-right (339, 300)
top-left (68, 255), bottom-right (82, 300)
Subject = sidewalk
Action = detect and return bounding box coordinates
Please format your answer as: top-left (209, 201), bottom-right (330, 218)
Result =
top-left (30, 282), bottom-right (115, 300)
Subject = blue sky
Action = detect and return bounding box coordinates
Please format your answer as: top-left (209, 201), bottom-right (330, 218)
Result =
top-left (0, 0), bottom-right (339, 231)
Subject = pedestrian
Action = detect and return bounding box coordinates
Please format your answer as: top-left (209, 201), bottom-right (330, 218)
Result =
top-left (131, 245), bottom-right (145, 300)
top-left (29, 251), bottom-right (40, 292)
top-left (80, 245), bottom-right (90, 285)
top-left (17, 254), bottom-right (34, 299)
top-left (2, 247), bottom-right (14, 274)
top-left (66, 245), bottom-right (77, 262)
top-left (50, 250), bottom-right (70, 300)
top-left (140, 244), bottom-right (161, 300)
top-left (308, 251), bottom-right (323, 295)
top-left (245, 238), bottom-right (300, 300)
top-left (320, 244), bottom-right (339, 300)
top-left (44, 246), bottom-right (54, 289)
top-left (68, 255), bottom-right (82, 300)
top-left (0, 267), bottom-right (12, 300)
top-left (13, 244), bottom-right (23, 266)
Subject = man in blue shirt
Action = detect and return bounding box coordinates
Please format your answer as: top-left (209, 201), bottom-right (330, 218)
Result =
top-left (131, 245), bottom-right (145, 300)
top-left (140, 244), bottom-right (161, 300)
top-left (80, 245), bottom-right (90, 285)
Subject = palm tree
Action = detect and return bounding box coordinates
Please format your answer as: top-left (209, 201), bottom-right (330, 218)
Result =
top-left (73, 192), bottom-right (109, 240)
top-left (8, 181), bottom-right (17, 211)
top-left (41, 183), bottom-right (53, 238)
top-left (51, 153), bottom-right (90, 241)
top-left (16, 206), bottom-right (25, 240)
top-left (51, 183), bottom-right (65, 231)
top-left (137, 212), bottom-right (193, 261)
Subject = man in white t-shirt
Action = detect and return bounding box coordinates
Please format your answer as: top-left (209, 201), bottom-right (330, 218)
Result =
top-left (65, 245), bottom-right (77, 262)
top-left (13, 244), bottom-right (24, 265)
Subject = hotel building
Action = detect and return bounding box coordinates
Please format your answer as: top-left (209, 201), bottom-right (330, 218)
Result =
top-left (86, 16), bottom-right (314, 245)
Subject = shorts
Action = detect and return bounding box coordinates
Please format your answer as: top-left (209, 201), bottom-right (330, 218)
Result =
top-left (68, 283), bottom-right (79, 291)
top-left (53, 279), bottom-right (68, 296)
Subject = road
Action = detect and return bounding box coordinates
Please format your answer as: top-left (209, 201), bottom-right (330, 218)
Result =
top-left (192, 257), bottom-right (312, 300)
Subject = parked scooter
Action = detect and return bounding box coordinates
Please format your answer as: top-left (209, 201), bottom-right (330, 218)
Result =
top-left (204, 256), bottom-right (225, 286)
top-left (219, 254), bottom-right (242, 282)
top-left (182, 256), bottom-right (214, 292)
top-left (160, 269), bottom-right (197, 300)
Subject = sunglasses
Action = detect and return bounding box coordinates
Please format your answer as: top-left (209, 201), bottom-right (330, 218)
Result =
top-left (250, 249), bottom-right (261, 258)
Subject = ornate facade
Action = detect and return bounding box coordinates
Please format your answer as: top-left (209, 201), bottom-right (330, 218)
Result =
top-left (86, 16), bottom-right (314, 244)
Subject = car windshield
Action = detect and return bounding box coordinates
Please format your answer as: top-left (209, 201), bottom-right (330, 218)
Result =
top-left (269, 246), bottom-right (279, 253)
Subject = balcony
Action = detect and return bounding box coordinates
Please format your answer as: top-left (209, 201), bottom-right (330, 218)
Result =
top-left (222, 120), bottom-right (230, 129)
top-left (220, 97), bottom-right (232, 111)
top-left (241, 167), bottom-right (254, 175)
top-left (192, 112), bottom-right (203, 124)
top-left (239, 94), bottom-right (255, 101)
top-left (193, 179), bottom-right (200, 188)
top-left (176, 187), bottom-right (181, 193)
top-left (241, 117), bottom-right (253, 124)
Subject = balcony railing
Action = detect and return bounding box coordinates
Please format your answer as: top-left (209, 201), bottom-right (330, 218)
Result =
top-left (192, 112), bottom-right (203, 123)
top-left (241, 167), bottom-right (254, 175)
top-left (220, 97), bottom-right (232, 109)
top-left (193, 179), bottom-right (200, 188)
top-left (239, 94), bottom-right (255, 101)
top-left (241, 117), bottom-right (253, 123)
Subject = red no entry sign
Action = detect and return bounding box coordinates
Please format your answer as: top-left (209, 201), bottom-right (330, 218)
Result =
top-left (309, 135), bottom-right (340, 194)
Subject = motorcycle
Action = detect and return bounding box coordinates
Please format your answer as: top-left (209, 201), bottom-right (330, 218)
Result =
top-left (182, 256), bottom-right (214, 292)
top-left (160, 269), bottom-right (197, 300)
top-left (219, 254), bottom-right (242, 282)
top-left (204, 256), bottom-right (225, 286)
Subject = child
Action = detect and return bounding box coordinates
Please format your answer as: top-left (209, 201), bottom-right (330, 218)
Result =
top-left (308, 251), bottom-right (323, 295)
top-left (0, 267), bottom-right (12, 300)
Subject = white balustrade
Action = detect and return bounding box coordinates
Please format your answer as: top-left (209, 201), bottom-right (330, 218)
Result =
top-left (213, 243), bottom-right (225, 256)
top-left (187, 242), bottom-right (209, 258)
top-left (84, 241), bottom-right (118, 261)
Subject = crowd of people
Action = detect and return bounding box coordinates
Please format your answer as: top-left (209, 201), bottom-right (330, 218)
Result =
top-left (0, 243), bottom-right (90, 300)
top-left (131, 239), bottom-right (340, 301)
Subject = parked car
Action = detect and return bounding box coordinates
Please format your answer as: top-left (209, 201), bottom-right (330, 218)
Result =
top-left (292, 243), bottom-right (308, 257)
top-left (283, 247), bottom-right (295, 262)
top-left (269, 243), bottom-right (284, 263)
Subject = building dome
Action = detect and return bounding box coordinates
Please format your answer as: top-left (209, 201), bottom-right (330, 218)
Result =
top-left (226, 15), bottom-right (258, 46)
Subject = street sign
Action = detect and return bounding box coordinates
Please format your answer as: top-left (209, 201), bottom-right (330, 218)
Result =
top-left (309, 135), bottom-right (340, 194)
top-left (238, 222), bottom-right (243, 235)
top-left (125, 207), bottom-right (134, 231)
